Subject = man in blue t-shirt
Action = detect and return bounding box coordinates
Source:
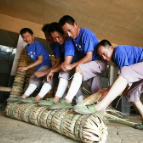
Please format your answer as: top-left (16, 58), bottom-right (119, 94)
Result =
top-left (50, 15), bottom-right (106, 109)
top-left (18, 28), bottom-right (52, 100)
top-left (20, 24), bottom-right (65, 103)
top-left (74, 39), bottom-right (143, 130)
top-left (37, 22), bottom-right (83, 107)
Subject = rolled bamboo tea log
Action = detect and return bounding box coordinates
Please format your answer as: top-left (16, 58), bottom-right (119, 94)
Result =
top-left (5, 103), bottom-right (108, 143)
top-left (9, 49), bottom-right (30, 97)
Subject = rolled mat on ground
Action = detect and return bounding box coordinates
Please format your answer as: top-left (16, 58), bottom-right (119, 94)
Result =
top-left (6, 91), bottom-right (140, 142)
top-left (5, 102), bottom-right (108, 143)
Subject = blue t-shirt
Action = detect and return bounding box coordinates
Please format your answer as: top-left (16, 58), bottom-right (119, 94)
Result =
top-left (60, 37), bottom-right (82, 63)
top-left (112, 45), bottom-right (143, 69)
top-left (25, 40), bottom-right (52, 70)
top-left (50, 43), bottom-right (63, 58)
top-left (73, 28), bottom-right (100, 61)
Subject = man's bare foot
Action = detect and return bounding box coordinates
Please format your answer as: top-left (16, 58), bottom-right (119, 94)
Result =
top-left (21, 94), bottom-right (28, 99)
top-left (53, 96), bottom-right (61, 103)
top-left (65, 98), bottom-right (71, 104)
top-left (35, 95), bottom-right (42, 101)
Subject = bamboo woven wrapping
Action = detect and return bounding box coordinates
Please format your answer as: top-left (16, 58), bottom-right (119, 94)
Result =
top-left (5, 103), bottom-right (108, 143)
top-left (9, 49), bottom-right (29, 97)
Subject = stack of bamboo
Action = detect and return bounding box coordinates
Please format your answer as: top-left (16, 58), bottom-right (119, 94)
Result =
top-left (5, 102), bottom-right (108, 143)
top-left (9, 50), bottom-right (28, 98)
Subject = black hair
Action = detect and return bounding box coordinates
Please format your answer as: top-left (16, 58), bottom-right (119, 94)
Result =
top-left (20, 28), bottom-right (33, 35)
top-left (59, 15), bottom-right (75, 26)
top-left (48, 22), bottom-right (64, 35)
top-left (42, 24), bottom-right (50, 33)
top-left (96, 39), bottom-right (112, 51)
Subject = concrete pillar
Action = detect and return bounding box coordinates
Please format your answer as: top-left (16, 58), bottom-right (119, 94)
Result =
top-left (109, 63), bottom-right (118, 86)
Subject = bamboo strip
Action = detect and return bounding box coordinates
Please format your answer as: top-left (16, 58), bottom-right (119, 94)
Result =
top-left (0, 86), bottom-right (11, 92)
top-left (77, 92), bottom-right (101, 106)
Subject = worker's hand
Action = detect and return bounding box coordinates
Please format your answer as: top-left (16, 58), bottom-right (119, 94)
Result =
top-left (47, 72), bottom-right (54, 82)
top-left (98, 88), bottom-right (109, 101)
top-left (18, 66), bottom-right (28, 72)
top-left (61, 64), bottom-right (73, 72)
top-left (35, 71), bottom-right (46, 78)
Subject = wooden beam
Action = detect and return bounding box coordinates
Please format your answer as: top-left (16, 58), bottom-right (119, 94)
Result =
top-left (0, 86), bottom-right (11, 92)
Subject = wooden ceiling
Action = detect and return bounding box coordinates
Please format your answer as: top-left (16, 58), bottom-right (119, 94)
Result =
top-left (0, 0), bottom-right (143, 46)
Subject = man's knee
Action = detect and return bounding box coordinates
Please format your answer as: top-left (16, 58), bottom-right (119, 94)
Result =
top-left (119, 66), bottom-right (128, 75)
top-left (99, 60), bottom-right (107, 72)
top-left (75, 65), bottom-right (83, 74)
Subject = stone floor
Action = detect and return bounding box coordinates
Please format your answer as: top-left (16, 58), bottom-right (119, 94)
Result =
top-left (0, 110), bottom-right (143, 143)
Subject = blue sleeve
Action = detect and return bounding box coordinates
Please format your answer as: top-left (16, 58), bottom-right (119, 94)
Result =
top-left (50, 43), bottom-right (62, 58)
top-left (82, 34), bottom-right (98, 54)
top-left (114, 50), bottom-right (129, 69)
top-left (64, 39), bottom-right (75, 57)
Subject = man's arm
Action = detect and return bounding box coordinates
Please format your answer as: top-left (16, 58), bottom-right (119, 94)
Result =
top-left (35, 57), bottom-right (62, 78)
top-left (18, 55), bottom-right (43, 72)
top-left (51, 56), bottom-right (73, 73)
top-left (98, 88), bottom-right (110, 101)
top-left (47, 56), bottom-right (73, 82)
top-left (61, 51), bottom-right (93, 71)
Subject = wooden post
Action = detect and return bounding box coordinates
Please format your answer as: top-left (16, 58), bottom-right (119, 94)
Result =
top-left (0, 86), bottom-right (11, 92)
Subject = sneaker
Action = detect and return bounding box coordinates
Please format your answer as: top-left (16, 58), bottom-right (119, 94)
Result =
top-left (38, 98), bottom-right (55, 106)
top-left (74, 104), bottom-right (97, 114)
top-left (21, 97), bottom-right (38, 104)
top-left (135, 123), bottom-right (143, 130)
top-left (7, 96), bottom-right (23, 103)
top-left (49, 99), bottom-right (73, 110)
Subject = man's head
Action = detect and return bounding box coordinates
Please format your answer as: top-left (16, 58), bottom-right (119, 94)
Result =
top-left (59, 15), bottom-right (79, 39)
top-left (96, 40), bottom-right (114, 62)
top-left (48, 22), bottom-right (66, 45)
top-left (20, 28), bottom-right (34, 44)
top-left (42, 24), bottom-right (53, 44)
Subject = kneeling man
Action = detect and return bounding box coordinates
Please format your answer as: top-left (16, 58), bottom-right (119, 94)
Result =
top-left (74, 39), bottom-right (143, 130)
